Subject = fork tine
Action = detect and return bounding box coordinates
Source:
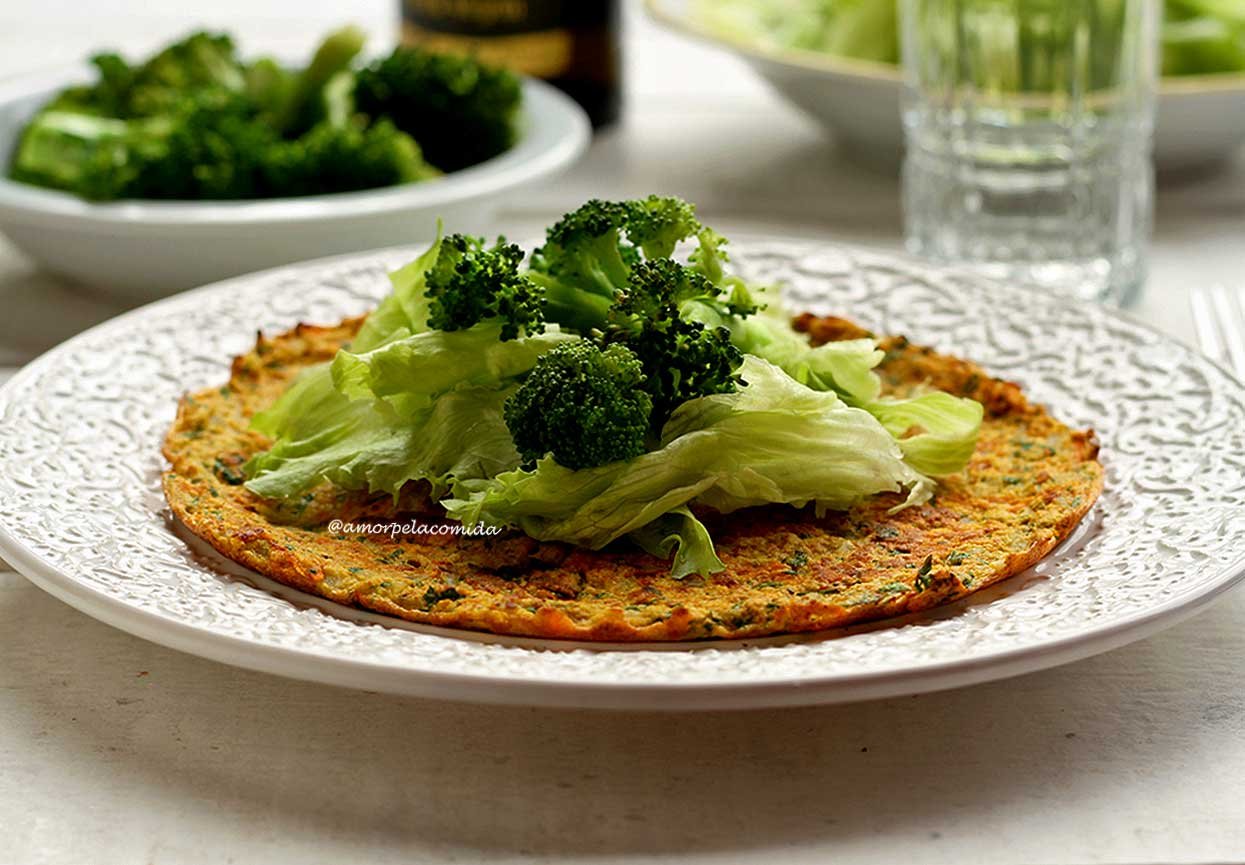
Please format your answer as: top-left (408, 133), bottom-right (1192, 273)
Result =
top-left (1209, 285), bottom-right (1245, 380)
top-left (1191, 285), bottom-right (1224, 365)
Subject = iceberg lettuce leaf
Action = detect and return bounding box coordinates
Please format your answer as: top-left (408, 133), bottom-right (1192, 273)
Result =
top-left (443, 358), bottom-right (933, 571)
top-left (245, 385), bottom-right (520, 500)
top-left (331, 321), bottom-right (576, 411)
top-left (864, 391), bottom-right (984, 477)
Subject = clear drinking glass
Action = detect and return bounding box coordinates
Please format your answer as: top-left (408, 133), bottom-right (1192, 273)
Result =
top-left (900, 0), bottom-right (1160, 304)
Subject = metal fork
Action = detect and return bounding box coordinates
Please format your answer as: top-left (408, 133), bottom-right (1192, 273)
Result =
top-left (1190, 284), bottom-right (1245, 380)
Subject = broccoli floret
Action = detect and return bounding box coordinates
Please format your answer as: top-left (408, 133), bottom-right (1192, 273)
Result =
top-left (354, 46), bottom-right (521, 172)
top-left (528, 199), bottom-right (634, 331)
top-left (613, 254), bottom-right (723, 319)
top-left (262, 117), bottom-right (438, 197)
top-left (15, 91), bottom-right (438, 201)
top-left (504, 341), bottom-right (652, 470)
top-left (10, 92), bottom-right (268, 200)
top-left (31, 32), bottom-right (245, 123)
top-left (624, 195), bottom-right (703, 260)
top-left (687, 227), bottom-right (763, 319)
top-left (606, 258), bottom-right (746, 425)
top-left (272, 25), bottom-right (366, 136)
top-left (8, 111), bottom-right (141, 197)
top-left (244, 57), bottom-right (295, 119)
top-left (425, 235), bottom-right (545, 340)
top-left (529, 196), bottom-right (722, 334)
top-left (130, 95), bottom-right (276, 199)
top-left (74, 53), bottom-right (136, 116)
top-left (105, 32), bottom-right (247, 118)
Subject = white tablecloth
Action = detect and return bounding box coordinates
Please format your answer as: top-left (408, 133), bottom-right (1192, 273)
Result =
top-left (1, 2), bottom-right (1243, 863)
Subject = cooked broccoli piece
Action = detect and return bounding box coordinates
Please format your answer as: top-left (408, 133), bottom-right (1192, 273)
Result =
top-left (8, 27), bottom-right (497, 202)
top-left (528, 196), bottom-right (712, 333)
top-left (520, 198), bottom-right (754, 424)
top-left (99, 32), bottom-right (247, 118)
top-left (606, 258), bottom-right (746, 425)
top-left (10, 92), bottom-right (270, 200)
top-left (623, 195), bottom-right (703, 260)
top-left (354, 46), bottom-right (521, 172)
top-left (686, 227), bottom-right (763, 319)
top-left (272, 25), bottom-right (366, 136)
top-left (120, 94), bottom-right (276, 199)
top-left (16, 101), bottom-right (433, 201)
top-left (67, 53), bottom-right (135, 116)
top-left (13, 89), bottom-right (436, 201)
top-left (243, 57), bottom-right (294, 119)
top-left (504, 340), bottom-right (652, 470)
top-left (528, 199), bottom-right (632, 331)
top-left (35, 32), bottom-right (244, 122)
top-left (262, 117), bottom-right (437, 197)
top-left (8, 110), bottom-right (145, 196)
top-left (425, 234), bottom-right (546, 340)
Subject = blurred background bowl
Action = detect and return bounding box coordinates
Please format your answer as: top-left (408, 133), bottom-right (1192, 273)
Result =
top-left (647, 0), bottom-right (1245, 174)
top-left (0, 68), bottom-right (590, 303)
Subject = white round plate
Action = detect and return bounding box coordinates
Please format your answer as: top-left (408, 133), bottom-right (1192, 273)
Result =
top-left (1, 240), bottom-right (1243, 710)
top-left (0, 67), bottom-right (590, 302)
top-left (647, 0), bottom-right (1245, 173)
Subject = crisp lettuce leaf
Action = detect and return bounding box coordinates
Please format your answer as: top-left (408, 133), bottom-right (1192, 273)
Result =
top-left (731, 309), bottom-right (883, 402)
top-left (865, 391), bottom-right (984, 477)
top-left (249, 232), bottom-right (446, 444)
top-left (246, 385), bottom-right (519, 500)
top-left (331, 321), bottom-right (576, 412)
top-left (720, 288), bottom-right (981, 476)
top-left (245, 232), bottom-right (544, 500)
top-left (657, 356), bottom-right (934, 514)
top-left (444, 358), bottom-right (933, 568)
top-left (351, 228), bottom-right (443, 353)
top-left (629, 506), bottom-right (726, 579)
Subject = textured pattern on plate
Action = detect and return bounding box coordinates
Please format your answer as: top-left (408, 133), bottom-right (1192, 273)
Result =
top-left (1, 242), bottom-right (1244, 691)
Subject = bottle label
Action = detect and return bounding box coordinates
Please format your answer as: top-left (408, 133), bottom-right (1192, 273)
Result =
top-left (401, 0), bottom-right (577, 78)
top-left (402, 0), bottom-right (572, 34)
top-left (401, 24), bottom-right (573, 79)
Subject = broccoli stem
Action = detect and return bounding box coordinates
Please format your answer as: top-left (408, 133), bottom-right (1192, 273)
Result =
top-left (274, 24), bottom-right (366, 136)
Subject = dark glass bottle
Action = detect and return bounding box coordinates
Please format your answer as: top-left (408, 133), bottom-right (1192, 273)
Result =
top-left (400, 0), bottom-right (621, 127)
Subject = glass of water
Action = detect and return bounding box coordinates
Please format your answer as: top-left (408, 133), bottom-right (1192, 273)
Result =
top-left (900, 0), bottom-right (1160, 304)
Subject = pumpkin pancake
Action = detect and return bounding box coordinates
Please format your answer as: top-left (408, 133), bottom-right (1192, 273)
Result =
top-left (162, 314), bottom-right (1102, 641)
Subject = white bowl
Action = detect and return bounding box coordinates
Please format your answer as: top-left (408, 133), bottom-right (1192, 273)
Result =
top-left (0, 67), bottom-right (590, 302)
top-left (648, 0), bottom-right (1245, 173)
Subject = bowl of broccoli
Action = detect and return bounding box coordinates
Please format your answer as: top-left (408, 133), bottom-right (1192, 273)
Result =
top-left (648, 0), bottom-right (1245, 172)
top-left (0, 27), bottom-right (591, 300)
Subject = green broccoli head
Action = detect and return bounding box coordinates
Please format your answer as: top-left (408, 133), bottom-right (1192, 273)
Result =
top-left (607, 258), bottom-right (746, 425)
top-left (529, 196), bottom-right (722, 334)
top-left (262, 117), bottom-right (438, 197)
top-left (10, 92), bottom-right (267, 200)
top-left (623, 195), bottom-right (703, 260)
top-left (687, 227), bottom-right (763, 319)
top-left (529, 199), bottom-right (633, 319)
top-left (613, 254), bottom-right (721, 320)
top-left (354, 46), bottom-right (521, 172)
top-left (90, 92), bottom-right (274, 200)
top-left (425, 235), bottom-right (546, 340)
top-left (504, 340), bottom-right (652, 470)
top-left (38, 32), bottom-right (244, 122)
top-left (115, 32), bottom-right (247, 118)
top-left (271, 25), bottom-right (367, 137)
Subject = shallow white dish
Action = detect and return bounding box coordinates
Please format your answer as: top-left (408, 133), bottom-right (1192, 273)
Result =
top-left (648, 0), bottom-right (1245, 173)
top-left (0, 67), bottom-right (590, 302)
top-left (1, 239), bottom-right (1243, 710)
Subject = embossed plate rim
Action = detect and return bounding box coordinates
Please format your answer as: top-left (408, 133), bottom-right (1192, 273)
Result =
top-left (2, 240), bottom-right (1243, 710)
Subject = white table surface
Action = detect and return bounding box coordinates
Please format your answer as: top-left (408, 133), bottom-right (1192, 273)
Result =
top-left (1, 2), bottom-right (1244, 864)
